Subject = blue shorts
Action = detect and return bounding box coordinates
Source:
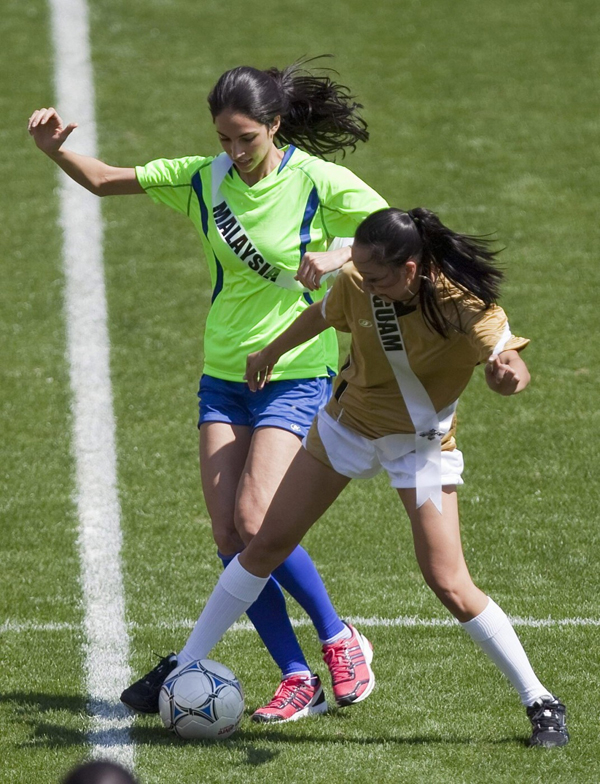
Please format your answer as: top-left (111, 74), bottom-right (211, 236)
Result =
top-left (198, 375), bottom-right (333, 438)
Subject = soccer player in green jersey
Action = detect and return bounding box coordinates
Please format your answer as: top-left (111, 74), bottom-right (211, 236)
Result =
top-left (29, 58), bottom-right (387, 722)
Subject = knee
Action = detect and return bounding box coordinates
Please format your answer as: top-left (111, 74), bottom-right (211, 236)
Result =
top-left (423, 570), bottom-right (476, 617)
top-left (211, 521), bottom-right (245, 557)
top-left (233, 507), bottom-right (262, 546)
top-left (242, 528), bottom-right (294, 576)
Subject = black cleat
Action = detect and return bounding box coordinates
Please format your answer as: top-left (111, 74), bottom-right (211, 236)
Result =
top-left (527, 696), bottom-right (569, 748)
top-left (120, 653), bottom-right (178, 714)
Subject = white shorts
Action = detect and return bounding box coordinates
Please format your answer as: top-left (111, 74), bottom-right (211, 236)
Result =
top-left (304, 410), bottom-right (464, 489)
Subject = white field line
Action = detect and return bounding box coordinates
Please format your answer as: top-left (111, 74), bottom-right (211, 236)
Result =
top-left (49, 0), bottom-right (133, 769)
top-left (3, 615), bottom-right (600, 635)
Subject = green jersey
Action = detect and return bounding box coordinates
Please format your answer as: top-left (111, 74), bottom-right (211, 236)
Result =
top-left (136, 146), bottom-right (387, 381)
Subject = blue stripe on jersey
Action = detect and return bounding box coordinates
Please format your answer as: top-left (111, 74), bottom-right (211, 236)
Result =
top-left (278, 145), bottom-right (296, 173)
top-left (299, 185), bottom-right (319, 258)
top-left (191, 171), bottom-right (209, 235)
top-left (191, 170), bottom-right (223, 303)
top-left (211, 253), bottom-right (224, 303)
top-left (299, 186), bottom-right (319, 307)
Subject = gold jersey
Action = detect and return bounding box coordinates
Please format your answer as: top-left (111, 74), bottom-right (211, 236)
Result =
top-left (321, 263), bottom-right (529, 445)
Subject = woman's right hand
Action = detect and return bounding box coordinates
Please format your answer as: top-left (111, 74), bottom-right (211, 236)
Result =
top-left (28, 107), bottom-right (78, 155)
top-left (245, 350), bottom-right (277, 392)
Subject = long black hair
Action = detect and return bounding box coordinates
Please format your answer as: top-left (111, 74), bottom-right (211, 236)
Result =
top-left (354, 208), bottom-right (504, 337)
top-left (207, 56), bottom-right (369, 158)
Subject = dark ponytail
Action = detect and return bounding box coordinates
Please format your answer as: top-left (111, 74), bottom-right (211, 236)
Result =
top-left (354, 207), bottom-right (504, 337)
top-left (207, 56), bottom-right (368, 158)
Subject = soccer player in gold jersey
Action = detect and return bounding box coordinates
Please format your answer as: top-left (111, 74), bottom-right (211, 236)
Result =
top-left (168, 207), bottom-right (568, 747)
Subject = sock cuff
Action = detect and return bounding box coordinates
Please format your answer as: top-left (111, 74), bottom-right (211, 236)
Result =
top-left (460, 597), bottom-right (509, 642)
top-left (217, 550), bottom-right (235, 567)
top-left (219, 554), bottom-right (269, 602)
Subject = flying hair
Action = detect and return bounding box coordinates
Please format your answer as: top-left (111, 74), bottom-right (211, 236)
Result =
top-left (354, 207), bottom-right (504, 337)
top-left (208, 56), bottom-right (369, 158)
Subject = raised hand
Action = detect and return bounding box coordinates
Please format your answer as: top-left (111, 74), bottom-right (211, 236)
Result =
top-left (28, 107), bottom-right (78, 155)
top-left (485, 350), bottom-right (530, 396)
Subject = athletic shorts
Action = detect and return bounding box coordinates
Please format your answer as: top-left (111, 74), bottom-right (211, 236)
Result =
top-left (198, 375), bottom-right (332, 438)
top-left (304, 409), bottom-right (464, 488)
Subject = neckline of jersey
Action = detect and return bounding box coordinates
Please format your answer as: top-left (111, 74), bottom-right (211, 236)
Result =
top-left (228, 145), bottom-right (297, 193)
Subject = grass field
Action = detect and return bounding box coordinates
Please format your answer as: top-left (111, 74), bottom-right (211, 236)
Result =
top-left (1, 0), bottom-right (599, 781)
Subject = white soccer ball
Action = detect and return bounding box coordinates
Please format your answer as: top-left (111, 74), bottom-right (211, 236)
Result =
top-left (158, 659), bottom-right (244, 740)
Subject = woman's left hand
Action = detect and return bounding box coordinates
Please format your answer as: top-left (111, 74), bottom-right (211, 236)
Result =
top-left (485, 350), bottom-right (530, 395)
top-left (295, 245), bottom-right (352, 291)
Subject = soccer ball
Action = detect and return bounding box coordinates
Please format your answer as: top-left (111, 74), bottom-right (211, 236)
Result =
top-left (158, 659), bottom-right (244, 740)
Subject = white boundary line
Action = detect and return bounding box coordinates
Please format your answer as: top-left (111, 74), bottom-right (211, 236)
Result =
top-left (48, 0), bottom-right (133, 769)
top-left (3, 615), bottom-right (600, 634)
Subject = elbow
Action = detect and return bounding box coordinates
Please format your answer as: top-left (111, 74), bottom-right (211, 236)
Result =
top-left (93, 164), bottom-right (128, 196)
top-left (94, 177), bottom-right (115, 197)
top-left (517, 369), bottom-right (531, 393)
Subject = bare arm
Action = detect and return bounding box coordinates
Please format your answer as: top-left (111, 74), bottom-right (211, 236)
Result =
top-left (28, 107), bottom-right (144, 196)
top-left (245, 303), bottom-right (330, 391)
top-left (485, 349), bottom-right (530, 395)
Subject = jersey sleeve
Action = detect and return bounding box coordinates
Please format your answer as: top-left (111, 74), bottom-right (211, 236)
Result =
top-left (135, 156), bottom-right (210, 216)
top-left (465, 304), bottom-right (530, 363)
top-left (306, 160), bottom-right (388, 238)
top-left (321, 264), bottom-right (354, 333)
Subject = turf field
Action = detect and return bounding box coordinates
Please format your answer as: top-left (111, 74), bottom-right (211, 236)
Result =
top-left (1, 0), bottom-right (599, 781)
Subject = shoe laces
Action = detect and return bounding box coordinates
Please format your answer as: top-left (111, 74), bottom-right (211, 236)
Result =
top-left (144, 653), bottom-right (176, 686)
top-left (323, 639), bottom-right (355, 680)
top-left (527, 698), bottom-right (565, 731)
top-left (265, 676), bottom-right (313, 709)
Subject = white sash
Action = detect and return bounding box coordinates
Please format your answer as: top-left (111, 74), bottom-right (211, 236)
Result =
top-left (210, 154), bottom-right (307, 292)
top-left (371, 295), bottom-right (457, 512)
top-left (210, 154), bottom-right (345, 292)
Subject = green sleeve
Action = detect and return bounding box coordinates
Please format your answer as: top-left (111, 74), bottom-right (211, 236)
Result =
top-left (309, 160), bottom-right (388, 237)
top-left (135, 156), bottom-right (210, 216)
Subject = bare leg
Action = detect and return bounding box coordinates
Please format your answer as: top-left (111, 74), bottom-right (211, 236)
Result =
top-left (179, 448), bottom-right (350, 663)
top-left (199, 422), bottom-right (251, 555)
top-left (397, 487), bottom-right (487, 622)
top-left (241, 447), bottom-right (351, 576)
top-left (398, 486), bottom-right (552, 705)
top-left (233, 426), bottom-right (306, 539)
top-left (199, 422), bottom-right (312, 676)
top-left (198, 424), bottom-right (350, 671)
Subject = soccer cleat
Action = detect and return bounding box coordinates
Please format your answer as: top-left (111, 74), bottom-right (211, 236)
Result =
top-left (120, 653), bottom-right (178, 714)
top-left (251, 674), bottom-right (328, 723)
top-left (527, 696), bottom-right (569, 748)
top-left (322, 623), bottom-right (375, 707)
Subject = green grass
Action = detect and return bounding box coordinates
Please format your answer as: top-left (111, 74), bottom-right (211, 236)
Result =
top-left (2, 0), bottom-right (600, 781)
top-left (0, 1), bottom-right (86, 781)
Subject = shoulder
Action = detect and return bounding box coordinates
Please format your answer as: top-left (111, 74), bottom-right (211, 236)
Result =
top-left (331, 262), bottom-right (365, 296)
top-left (290, 150), bottom-right (367, 188)
top-left (340, 261), bottom-right (364, 285)
top-left (436, 276), bottom-right (486, 313)
top-left (436, 277), bottom-right (514, 337)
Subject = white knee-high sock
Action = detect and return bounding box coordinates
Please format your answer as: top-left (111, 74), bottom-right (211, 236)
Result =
top-left (178, 556), bottom-right (269, 666)
top-left (460, 597), bottom-right (553, 706)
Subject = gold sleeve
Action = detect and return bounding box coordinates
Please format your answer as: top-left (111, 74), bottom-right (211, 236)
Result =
top-left (466, 304), bottom-right (530, 363)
